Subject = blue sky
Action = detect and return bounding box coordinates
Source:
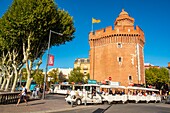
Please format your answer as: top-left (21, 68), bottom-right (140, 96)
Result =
top-left (0, 0), bottom-right (170, 70)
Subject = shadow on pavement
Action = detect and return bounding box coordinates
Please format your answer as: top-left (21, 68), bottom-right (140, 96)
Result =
top-left (29, 102), bottom-right (45, 106)
top-left (45, 94), bottom-right (66, 100)
top-left (92, 108), bottom-right (105, 113)
top-left (92, 105), bottom-right (112, 113)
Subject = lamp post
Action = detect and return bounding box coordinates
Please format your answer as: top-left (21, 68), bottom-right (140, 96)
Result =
top-left (42, 30), bottom-right (63, 99)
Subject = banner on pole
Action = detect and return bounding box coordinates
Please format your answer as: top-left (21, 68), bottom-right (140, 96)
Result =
top-left (48, 54), bottom-right (54, 66)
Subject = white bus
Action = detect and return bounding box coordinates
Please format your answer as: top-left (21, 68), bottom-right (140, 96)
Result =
top-left (53, 83), bottom-right (72, 95)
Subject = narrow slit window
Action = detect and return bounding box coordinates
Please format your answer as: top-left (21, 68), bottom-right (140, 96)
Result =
top-left (119, 57), bottom-right (122, 62)
top-left (118, 43), bottom-right (122, 48)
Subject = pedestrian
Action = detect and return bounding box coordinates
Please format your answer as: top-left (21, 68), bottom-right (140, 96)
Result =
top-left (32, 86), bottom-right (36, 98)
top-left (16, 85), bottom-right (28, 106)
top-left (36, 85), bottom-right (40, 98)
top-left (38, 85), bottom-right (43, 99)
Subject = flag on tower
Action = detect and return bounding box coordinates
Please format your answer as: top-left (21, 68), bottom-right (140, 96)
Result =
top-left (48, 54), bottom-right (54, 66)
top-left (91, 18), bottom-right (101, 32)
top-left (92, 18), bottom-right (101, 23)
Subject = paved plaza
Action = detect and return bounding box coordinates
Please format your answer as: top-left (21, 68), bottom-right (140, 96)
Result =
top-left (0, 94), bottom-right (103, 113)
top-left (0, 94), bottom-right (170, 113)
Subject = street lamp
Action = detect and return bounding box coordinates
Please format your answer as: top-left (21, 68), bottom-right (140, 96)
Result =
top-left (42, 30), bottom-right (63, 99)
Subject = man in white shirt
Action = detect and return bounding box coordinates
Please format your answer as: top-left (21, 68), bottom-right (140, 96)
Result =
top-left (16, 85), bottom-right (28, 106)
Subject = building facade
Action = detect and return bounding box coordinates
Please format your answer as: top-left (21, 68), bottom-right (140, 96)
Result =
top-left (89, 9), bottom-right (145, 86)
top-left (74, 58), bottom-right (90, 75)
top-left (48, 68), bottom-right (73, 79)
top-left (144, 63), bottom-right (160, 69)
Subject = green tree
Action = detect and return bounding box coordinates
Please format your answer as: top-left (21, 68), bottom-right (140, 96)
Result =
top-left (0, 8), bottom-right (24, 92)
top-left (145, 67), bottom-right (170, 89)
top-left (68, 67), bottom-right (84, 84)
top-left (145, 68), bottom-right (157, 85)
top-left (156, 68), bottom-right (169, 89)
top-left (58, 71), bottom-right (67, 82)
top-left (48, 68), bottom-right (59, 84)
top-left (83, 73), bottom-right (90, 84)
top-left (0, 0), bottom-right (75, 90)
top-left (33, 69), bottom-right (44, 86)
top-left (21, 68), bottom-right (28, 80)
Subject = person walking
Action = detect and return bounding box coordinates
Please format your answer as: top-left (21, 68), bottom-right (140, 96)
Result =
top-left (32, 86), bottom-right (36, 98)
top-left (36, 85), bottom-right (40, 98)
top-left (16, 85), bottom-right (28, 106)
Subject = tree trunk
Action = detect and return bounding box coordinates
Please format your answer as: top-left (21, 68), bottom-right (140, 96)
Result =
top-left (5, 78), bottom-right (10, 91)
top-left (23, 35), bottom-right (32, 91)
top-left (25, 59), bottom-right (33, 91)
top-left (26, 78), bottom-right (33, 91)
top-left (11, 64), bottom-right (22, 92)
top-left (11, 65), bottom-right (20, 92)
top-left (1, 78), bottom-right (7, 90)
top-left (0, 76), bottom-right (2, 86)
top-left (11, 73), bottom-right (18, 92)
top-left (25, 61), bottom-right (31, 91)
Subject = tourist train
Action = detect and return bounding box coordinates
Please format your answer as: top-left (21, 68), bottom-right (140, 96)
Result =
top-left (64, 83), bottom-right (161, 105)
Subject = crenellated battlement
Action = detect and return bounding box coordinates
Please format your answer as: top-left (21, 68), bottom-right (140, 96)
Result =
top-left (89, 26), bottom-right (144, 40)
top-left (89, 26), bottom-right (113, 37)
top-left (89, 25), bottom-right (145, 48)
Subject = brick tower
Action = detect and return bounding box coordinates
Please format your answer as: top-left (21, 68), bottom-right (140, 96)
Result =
top-left (89, 9), bottom-right (145, 86)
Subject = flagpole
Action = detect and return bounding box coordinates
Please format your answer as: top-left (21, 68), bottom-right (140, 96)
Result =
top-left (92, 22), bottom-right (93, 32)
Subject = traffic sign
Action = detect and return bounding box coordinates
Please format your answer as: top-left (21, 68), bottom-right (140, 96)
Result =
top-left (108, 77), bottom-right (112, 81)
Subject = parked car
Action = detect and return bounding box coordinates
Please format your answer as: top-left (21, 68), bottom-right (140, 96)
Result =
top-left (165, 95), bottom-right (170, 104)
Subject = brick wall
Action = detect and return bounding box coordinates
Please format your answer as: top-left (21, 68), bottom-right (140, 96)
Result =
top-left (89, 9), bottom-right (145, 86)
